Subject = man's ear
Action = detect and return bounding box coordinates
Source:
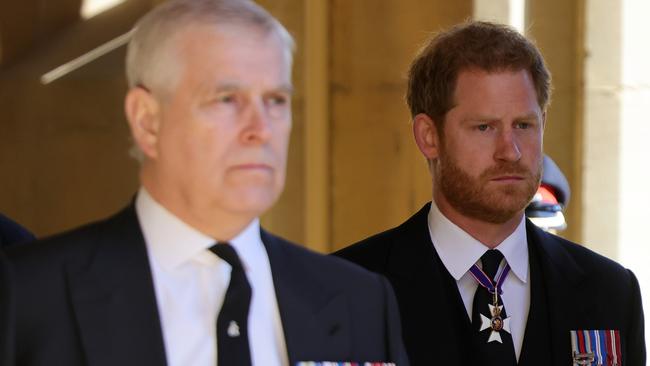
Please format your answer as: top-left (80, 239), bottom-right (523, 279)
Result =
top-left (124, 87), bottom-right (161, 159)
top-left (413, 113), bottom-right (441, 160)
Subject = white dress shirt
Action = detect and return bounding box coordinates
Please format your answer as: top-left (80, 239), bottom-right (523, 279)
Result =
top-left (428, 200), bottom-right (530, 360)
top-left (135, 188), bottom-right (288, 366)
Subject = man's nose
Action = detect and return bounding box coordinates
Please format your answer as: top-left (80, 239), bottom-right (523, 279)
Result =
top-left (494, 129), bottom-right (521, 162)
top-left (241, 100), bottom-right (272, 144)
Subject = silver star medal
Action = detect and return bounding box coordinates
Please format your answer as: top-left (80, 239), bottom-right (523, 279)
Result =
top-left (227, 320), bottom-right (240, 337)
top-left (479, 304), bottom-right (511, 343)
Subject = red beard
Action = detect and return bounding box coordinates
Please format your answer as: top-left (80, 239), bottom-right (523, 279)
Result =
top-left (435, 150), bottom-right (541, 224)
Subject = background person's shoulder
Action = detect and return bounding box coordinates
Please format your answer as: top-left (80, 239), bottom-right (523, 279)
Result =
top-left (5, 204), bottom-right (138, 270)
top-left (0, 213), bottom-right (35, 249)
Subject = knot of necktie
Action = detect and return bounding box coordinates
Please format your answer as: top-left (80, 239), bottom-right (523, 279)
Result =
top-left (209, 242), bottom-right (244, 269)
top-left (481, 249), bottom-right (504, 280)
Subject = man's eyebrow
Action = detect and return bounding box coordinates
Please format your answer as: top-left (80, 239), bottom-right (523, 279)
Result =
top-left (212, 83), bottom-right (241, 93)
top-left (210, 83), bottom-right (294, 95)
top-left (460, 115), bottom-right (500, 123)
top-left (461, 112), bottom-right (541, 123)
top-left (514, 112), bottom-right (541, 121)
top-left (275, 84), bottom-right (294, 95)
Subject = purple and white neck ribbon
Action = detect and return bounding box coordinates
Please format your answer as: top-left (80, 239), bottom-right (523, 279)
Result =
top-left (468, 258), bottom-right (511, 295)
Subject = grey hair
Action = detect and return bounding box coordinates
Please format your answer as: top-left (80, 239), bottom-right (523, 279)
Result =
top-left (125, 0), bottom-right (295, 162)
top-left (125, 0), bottom-right (295, 94)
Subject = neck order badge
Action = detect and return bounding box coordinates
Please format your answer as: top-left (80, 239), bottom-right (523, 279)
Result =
top-left (469, 251), bottom-right (512, 344)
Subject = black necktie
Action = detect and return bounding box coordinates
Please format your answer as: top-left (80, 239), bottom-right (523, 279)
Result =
top-left (209, 243), bottom-right (252, 366)
top-left (471, 249), bottom-right (517, 365)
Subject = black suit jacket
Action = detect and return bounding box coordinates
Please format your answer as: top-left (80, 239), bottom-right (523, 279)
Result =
top-left (1, 214), bottom-right (33, 365)
top-left (3, 205), bottom-right (409, 366)
top-left (0, 251), bottom-right (11, 366)
top-left (334, 203), bottom-right (646, 366)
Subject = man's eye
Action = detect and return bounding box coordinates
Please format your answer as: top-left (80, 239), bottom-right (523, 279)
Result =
top-left (268, 95), bottom-right (288, 106)
top-left (476, 124), bottom-right (489, 131)
top-left (216, 94), bottom-right (235, 103)
top-left (516, 122), bottom-right (531, 129)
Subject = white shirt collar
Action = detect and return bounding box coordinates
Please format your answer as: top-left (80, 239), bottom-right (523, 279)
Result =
top-left (135, 187), bottom-right (263, 272)
top-left (428, 200), bottom-right (529, 283)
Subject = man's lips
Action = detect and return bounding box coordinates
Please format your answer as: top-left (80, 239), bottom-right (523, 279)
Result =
top-left (491, 175), bottom-right (525, 181)
top-left (230, 163), bottom-right (273, 171)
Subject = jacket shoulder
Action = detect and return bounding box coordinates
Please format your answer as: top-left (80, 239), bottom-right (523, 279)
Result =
top-left (533, 224), bottom-right (637, 286)
top-left (265, 231), bottom-right (389, 289)
top-left (332, 203), bottom-right (431, 273)
top-left (332, 225), bottom-right (401, 273)
top-left (548, 230), bottom-right (626, 267)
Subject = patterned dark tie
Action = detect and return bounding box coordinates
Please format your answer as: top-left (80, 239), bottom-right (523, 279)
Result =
top-left (471, 249), bottom-right (517, 365)
top-left (209, 242), bottom-right (252, 366)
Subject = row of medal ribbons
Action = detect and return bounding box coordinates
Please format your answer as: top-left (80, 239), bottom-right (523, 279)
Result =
top-left (296, 363), bottom-right (396, 366)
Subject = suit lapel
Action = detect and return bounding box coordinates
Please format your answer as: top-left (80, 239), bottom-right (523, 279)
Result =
top-left (385, 204), bottom-right (469, 366)
top-left (261, 230), bottom-right (349, 364)
top-left (66, 205), bottom-right (167, 366)
top-left (525, 221), bottom-right (586, 365)
top-left (518, 228), bottom-right (552, 366)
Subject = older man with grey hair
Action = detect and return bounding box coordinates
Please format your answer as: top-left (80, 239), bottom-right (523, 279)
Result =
top-left (2, 1), bottom-right (408, 365)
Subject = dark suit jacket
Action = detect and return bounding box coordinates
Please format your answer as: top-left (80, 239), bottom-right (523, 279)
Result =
top-left (3, 204), bottom-right (409, 366)
top-left (0, 251), bottom-right (11, 366)
top-left (334, 203), bottom-right (646, 366)
top-left (0, 213), bottom-right (35, 249)
top-left (1, 214), bottom-right (33, 365)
